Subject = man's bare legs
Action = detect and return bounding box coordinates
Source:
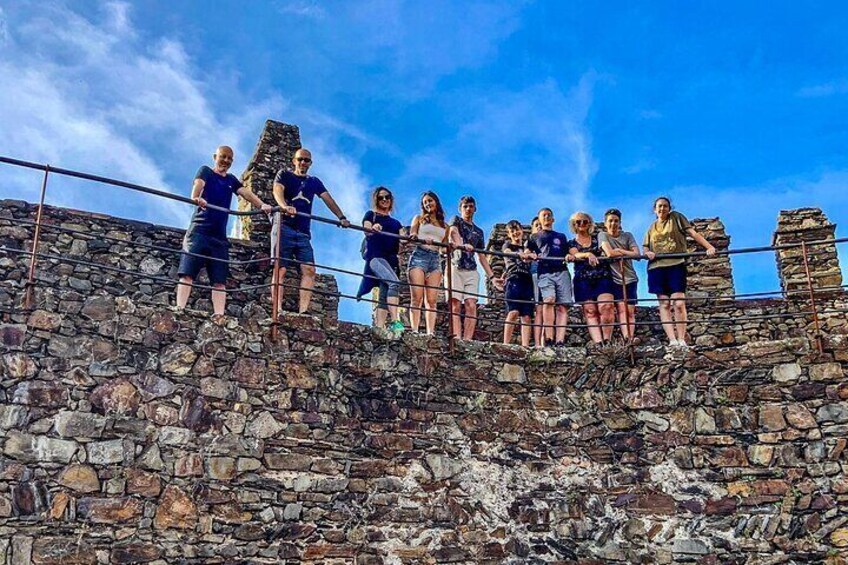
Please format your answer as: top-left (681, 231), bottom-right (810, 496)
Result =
top-left (449, 298), bottom-right (462, 339)
top-left (176, 276), bottom-right (193, 310)
top-left (555, 305), bottom-right (568, 343)
top-left (462, 298), bottom-right (478, 341)
top-left (211, 284), bottom-right (227, 316)
top-left (299, 264), bottom-right (316, 314)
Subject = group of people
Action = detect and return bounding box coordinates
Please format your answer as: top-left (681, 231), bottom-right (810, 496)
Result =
top-left (177, 146), bottom-right (717, 348)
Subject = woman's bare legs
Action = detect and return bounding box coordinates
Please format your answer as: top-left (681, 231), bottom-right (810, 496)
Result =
top-left (424, 271), bottom-right (442, 335)
top-left (408, 268), bottom-right (425, 332)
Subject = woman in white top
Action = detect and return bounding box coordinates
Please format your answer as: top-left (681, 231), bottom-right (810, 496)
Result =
top-left (408, 191), bottom-right (448, 335)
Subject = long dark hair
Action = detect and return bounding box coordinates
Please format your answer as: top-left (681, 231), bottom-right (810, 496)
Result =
top-left (370, 186), bottom-right (394, 213)
top-left (419, 191), bottom-right (446, 227)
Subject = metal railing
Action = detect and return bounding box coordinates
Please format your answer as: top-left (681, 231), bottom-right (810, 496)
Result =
top-left (1, 155), bottom-right (845, 355)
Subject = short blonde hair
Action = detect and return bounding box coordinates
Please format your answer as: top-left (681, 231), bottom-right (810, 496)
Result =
top-left (569, 211), bottom-right (595, 234)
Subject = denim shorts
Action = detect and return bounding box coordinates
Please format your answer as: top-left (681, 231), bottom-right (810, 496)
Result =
top-left (271, 222), bottom-right (314, 270)
top-left (573, 276), bottom-right (615, 303)
top-left (610, 281), bottom-right (639, 306)
top-left (178, 231), bottom-right (229, 285)
top-left (504, 276), bottom-right (535, 317)
top-left (369, 257), bottom-right (400, 310)
top-left (537, 270), bottom-right (573, 305)
top-left (648, 263), bottom-right (687, 296)
top-left (408, 247), bottom-right (441, 276)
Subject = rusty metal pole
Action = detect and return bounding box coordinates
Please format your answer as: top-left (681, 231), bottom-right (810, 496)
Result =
top-left (445, 242), bottom-right (455, 354)
top-left (270, 212), bottom-right (283, 342)
top-left (24, 166), bottom-right (50, 309)
top-left (800, 241), bottom-right (824, 354)
top-left (619, 258), bottom-right (635, 365)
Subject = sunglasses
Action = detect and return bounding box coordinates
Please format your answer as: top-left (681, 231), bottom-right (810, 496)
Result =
top-left (377, 194), bottom-right (393, 201)
top-left (576, 219), bottom-right (590, 225)
top-left (295, 157), bottom-right (312, 163)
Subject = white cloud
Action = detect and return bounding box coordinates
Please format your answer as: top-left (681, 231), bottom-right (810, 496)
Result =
top-left (277, 0), bottom-right (326, 18)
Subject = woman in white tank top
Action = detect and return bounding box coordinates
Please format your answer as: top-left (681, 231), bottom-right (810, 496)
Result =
top-left (408, 191), bottom-right (448, 335)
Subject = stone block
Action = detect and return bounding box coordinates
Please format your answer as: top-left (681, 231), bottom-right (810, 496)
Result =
top-left (90, 378), bottom-right (141, 415)
top-left (4, 431), bottom-right (77, 463)
top-left (77, 497), bottom-right (142, 523)
top-left (59, 464), bottom-right (100, 493)
top-left (87, 439), bottom-right (130, 465)
top-left (54, 410), bottom-right (107, 438)
top-left (154, 485), bottom-right (198, 530)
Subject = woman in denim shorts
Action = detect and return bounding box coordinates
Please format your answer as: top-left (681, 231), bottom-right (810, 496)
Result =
top-left (408, 191), bottom-right (448, 335)
top-left (568, 211), bottom-right (616, 345)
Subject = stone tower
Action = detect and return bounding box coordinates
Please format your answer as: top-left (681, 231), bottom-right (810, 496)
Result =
top-left (236, 120), bottom-right (302, 245)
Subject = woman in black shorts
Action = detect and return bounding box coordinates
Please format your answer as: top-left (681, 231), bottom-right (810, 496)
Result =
top-left (499, 220), bottom-right (536, 347)
top-left (568, 211), bottom-right (615, 345)
top-left (642, 196), bottom-right (716, 347)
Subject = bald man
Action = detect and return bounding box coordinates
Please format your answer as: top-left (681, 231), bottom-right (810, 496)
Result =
top-left (271, 148), bottom-right (350, 314)
top-left (176, 146), bottom-right (272, 316)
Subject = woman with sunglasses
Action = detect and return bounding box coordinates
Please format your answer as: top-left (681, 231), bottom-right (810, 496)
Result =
top-left (568, 211), bottom-right (616, 345)
top-left (408, 191), bottom-right (449, 335)
top-left (643, 196), bottom-right (716, 347)
top-left (357, 186), bottom-right (404, 333)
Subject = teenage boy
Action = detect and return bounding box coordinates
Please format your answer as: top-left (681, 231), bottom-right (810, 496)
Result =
top-left (526, 208), bottom-right (574, 346)
top-left (447, 195), bottom-right (495, 340)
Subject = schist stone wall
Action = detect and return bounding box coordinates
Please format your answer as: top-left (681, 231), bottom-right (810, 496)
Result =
top-left (0, 200), bottom-right (339, 323)
top-left (0, 199), bottom-right (847, 564)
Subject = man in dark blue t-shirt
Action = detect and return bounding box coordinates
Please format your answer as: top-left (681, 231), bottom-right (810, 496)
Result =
top-left (177, 146), bottom-right (273, 316)
top-left (271, 148), bottom-right (351, 314)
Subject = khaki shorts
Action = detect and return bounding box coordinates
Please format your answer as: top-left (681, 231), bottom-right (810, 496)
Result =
top-left (446, 268), bottom-right (480, 302)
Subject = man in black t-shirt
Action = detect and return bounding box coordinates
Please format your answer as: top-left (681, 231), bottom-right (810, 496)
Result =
top-left (177, 146), bottom-right (272, 316)
top-left (271, 148), bottom-right (351, 314)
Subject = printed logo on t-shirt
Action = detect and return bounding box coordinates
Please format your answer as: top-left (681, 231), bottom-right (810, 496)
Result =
top-left (553, 238), bottom-right (561, 246)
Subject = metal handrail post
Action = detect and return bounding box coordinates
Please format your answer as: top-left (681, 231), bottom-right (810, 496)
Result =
top-left (619, 258), bottom-right (635, 365)
top-left (445, 242), bottom-right (455, 353)
top-left (24, 166), bottom-right (50, 309)
top-left (270, 212), bottom-right (283, 342)
top-left (801, 241), bottom-right (824, 354)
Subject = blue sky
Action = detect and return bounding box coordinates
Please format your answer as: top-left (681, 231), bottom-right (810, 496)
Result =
top-left (2, 1), bottom-right (848, 323)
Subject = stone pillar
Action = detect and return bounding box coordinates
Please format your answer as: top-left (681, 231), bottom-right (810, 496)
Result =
top-left (772, 208), bottom-right (842, 297)
top-left (686, 218), bottom-right (734, 299)
top-left (237, 120), bottom-right (302, 245)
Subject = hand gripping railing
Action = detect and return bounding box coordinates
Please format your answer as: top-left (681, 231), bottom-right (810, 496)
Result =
top-left (1, 154), bottom-right (846, 353)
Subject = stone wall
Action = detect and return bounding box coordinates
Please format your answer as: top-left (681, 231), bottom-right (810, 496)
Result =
top-left (1, 288), bottom-right (848, 563)
top-left (0, 200), bottom-right (338, 322)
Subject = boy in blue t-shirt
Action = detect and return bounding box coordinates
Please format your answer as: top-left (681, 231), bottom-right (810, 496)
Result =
top-left (525, 208), bottom-right (574, 346)
top-left (177, 146), bottom-right (273, 316)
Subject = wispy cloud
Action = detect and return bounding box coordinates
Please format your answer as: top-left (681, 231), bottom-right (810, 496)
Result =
top-left (276, 0), bottom-right (326, 18)
top-left (397, 73), bottom-right (600, 225)
top-left (797, 80), bottom-right (848, 98)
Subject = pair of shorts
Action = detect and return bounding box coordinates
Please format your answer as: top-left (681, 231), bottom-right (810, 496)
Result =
top-left (178, 231), bottom-right (229, 285)
top-left (610, 280), bottom-right (639, 305)
top-left (648, 263), bottom-right (687, 296)
top-left (537, 270), bottom-right (573, 305)
top-left (408, 247), bottom-right (441, 275)
top-left (447, 268), bottom-right (480, 302)
top-left (271, 221), bottom-right (314, 270)
top-left (573, 276), bottom-right (615, 303)
top-left (504, 276), bottom-right (534, 317)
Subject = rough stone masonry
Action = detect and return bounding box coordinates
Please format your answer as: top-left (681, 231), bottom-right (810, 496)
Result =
top-left (0, 120), bottom-right (847, 563)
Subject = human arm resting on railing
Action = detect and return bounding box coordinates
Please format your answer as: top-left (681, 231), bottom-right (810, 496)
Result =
top-left (687, 227), bottom-right (717, 256)
top-left (271, 181), bottom-right (298, 216)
